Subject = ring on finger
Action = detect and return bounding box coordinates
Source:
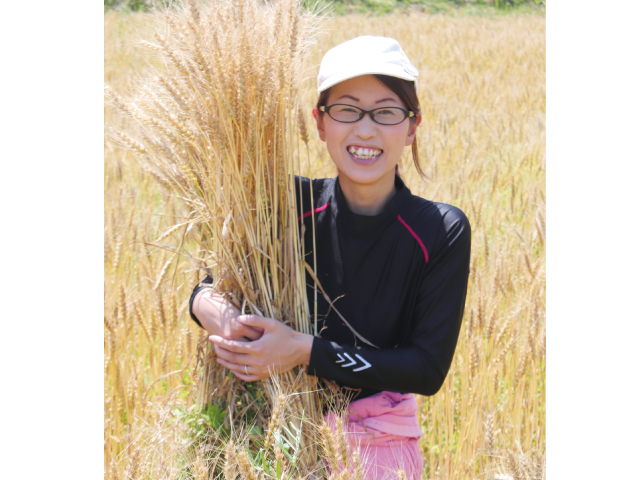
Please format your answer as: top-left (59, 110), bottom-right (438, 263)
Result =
top-left (245, 365), bottom-right (248, 375)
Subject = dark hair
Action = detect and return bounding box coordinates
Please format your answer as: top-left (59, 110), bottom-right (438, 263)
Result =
top-left (315, 74), bottom-right (425, 180)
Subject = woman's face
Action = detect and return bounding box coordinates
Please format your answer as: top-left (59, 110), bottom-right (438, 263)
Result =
top-left (314, 74), bottom-right (419, 192)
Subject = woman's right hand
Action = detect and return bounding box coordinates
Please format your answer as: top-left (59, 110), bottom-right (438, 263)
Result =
top-left (192, 288), bottom-right (264, 342)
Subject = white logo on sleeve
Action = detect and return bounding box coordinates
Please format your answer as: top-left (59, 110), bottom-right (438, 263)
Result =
top-left (335, 352), bottom-right (371, 372)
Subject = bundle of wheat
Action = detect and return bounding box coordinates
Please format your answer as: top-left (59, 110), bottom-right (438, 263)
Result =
top-left (105, 0), bottom-right (330, 474)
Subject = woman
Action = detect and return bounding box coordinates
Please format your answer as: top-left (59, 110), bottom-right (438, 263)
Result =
top-left (190, 36), bottom-right (471, 479)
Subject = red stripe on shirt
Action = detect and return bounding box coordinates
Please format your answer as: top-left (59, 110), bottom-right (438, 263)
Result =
top-left (397, 215), bottom-right (429, 265)
top-left (298, 201), bottom-right (330, 221)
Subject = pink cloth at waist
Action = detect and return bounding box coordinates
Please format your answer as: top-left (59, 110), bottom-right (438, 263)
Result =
top-left (326, 391), bottom-right (422, 446)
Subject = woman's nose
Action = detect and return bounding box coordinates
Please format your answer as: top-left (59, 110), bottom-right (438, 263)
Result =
top-left (353, 114), bottom-right (377, 138)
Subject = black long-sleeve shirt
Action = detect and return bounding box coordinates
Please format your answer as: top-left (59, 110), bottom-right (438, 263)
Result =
top-left (189, 175), bottom-right (471, 401)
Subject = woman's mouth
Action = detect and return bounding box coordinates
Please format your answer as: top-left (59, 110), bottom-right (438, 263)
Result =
top-left (347, 146), bottom-right (383, 165)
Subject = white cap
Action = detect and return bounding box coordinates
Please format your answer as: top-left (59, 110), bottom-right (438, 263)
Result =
top-left (317, 35), bottom-right (419, 94)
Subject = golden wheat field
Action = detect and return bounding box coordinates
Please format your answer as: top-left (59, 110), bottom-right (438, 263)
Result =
top-left (104, 6), bottom-right (545, 479)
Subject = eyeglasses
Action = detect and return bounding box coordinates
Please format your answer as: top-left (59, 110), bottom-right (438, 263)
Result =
top-left (319, 104), bottom-right (415, 126)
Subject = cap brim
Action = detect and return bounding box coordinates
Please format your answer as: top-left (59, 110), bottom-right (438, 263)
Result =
top-left (318, 64), bottom-right (418, 93)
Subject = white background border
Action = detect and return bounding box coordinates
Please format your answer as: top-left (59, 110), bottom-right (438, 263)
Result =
top-left (1, 0), bottom-right (639, 477)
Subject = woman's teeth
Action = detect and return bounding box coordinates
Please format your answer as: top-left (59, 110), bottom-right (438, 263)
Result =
top-left (348, 146), bottom-right (382, 159)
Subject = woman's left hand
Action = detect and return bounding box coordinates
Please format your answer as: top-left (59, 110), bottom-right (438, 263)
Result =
top-left (209, 315), bottom-right (314, 382)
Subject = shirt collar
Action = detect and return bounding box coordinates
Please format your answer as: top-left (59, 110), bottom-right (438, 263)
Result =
top-left (333, 174), bottom-right (411, 235)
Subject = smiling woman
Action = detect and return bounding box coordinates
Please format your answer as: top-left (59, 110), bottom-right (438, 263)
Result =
top-left (313, 74), bottom-right (421, 215)
top-left (190, 36), bottom-right (471, 479)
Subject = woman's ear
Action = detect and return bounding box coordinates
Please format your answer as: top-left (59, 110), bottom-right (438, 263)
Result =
top-left (405, 114), bottom-right (421, 146)
top-left (313, 108), bottom-right (326, 142)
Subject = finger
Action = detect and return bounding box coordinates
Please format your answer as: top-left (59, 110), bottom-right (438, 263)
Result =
top-left (214, 344), bottom-right (249, 364)
top-left (239, 324), bottom-right (263, 341)
top-left (237, 315), bottom-right (277, 331)
top-left (231, 370), bottom-right (261, 382)
top-left (209, 335), bottom-right (254, 354)
top-left (217, 358), bottom-right (261, 383)
top-left (216, 356), bottom-right (247, 372)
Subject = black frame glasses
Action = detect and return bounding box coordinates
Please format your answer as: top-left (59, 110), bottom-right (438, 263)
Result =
top-left (319, 104), bottom-right (415, 126)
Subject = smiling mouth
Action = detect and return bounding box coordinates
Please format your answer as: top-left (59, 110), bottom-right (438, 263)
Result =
top-left (347, 146), bottom-right (383, 159)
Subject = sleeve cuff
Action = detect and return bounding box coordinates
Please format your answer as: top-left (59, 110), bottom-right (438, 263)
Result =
top-left (307, 336), bottom-right (326, 377)
top-left (188, 276), bottom-right (214, 328)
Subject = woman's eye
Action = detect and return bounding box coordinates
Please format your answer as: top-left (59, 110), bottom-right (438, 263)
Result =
top-left (376, 109), bottom-right (397, 116)
top-left (337, 107), bottom-right (358, 113)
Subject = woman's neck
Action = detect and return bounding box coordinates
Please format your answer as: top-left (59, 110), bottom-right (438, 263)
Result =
top-left (337, 171), bottom-right (397, 216)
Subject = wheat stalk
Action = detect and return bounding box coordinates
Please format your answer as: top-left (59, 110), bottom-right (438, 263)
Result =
top-left (105, 0), bottom-right (327, 474)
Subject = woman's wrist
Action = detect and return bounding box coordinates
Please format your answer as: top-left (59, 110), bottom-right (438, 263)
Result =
top-left (193, 288), bottom-right (240, 337)
top-left (294, 332), bottom-right (314, 366)
top-left (192, 287), bottom-right (214, 321)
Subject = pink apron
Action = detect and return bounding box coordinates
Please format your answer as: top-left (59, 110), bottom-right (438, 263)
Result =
top-left (324, 391), bottom-right (424, 479)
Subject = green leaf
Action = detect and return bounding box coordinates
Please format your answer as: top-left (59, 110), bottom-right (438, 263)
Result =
top-left (261, 450), bottom-right (271, 475)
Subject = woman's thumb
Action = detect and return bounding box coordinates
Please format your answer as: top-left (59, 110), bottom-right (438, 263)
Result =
top-left (237, 314), bottom-right (272, 330)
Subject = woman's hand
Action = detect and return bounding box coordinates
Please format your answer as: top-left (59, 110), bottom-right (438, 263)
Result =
top-left (209, 315), bottom-right (314, 382)
top-left (193, 289), bottom-right (264, 342)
